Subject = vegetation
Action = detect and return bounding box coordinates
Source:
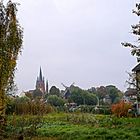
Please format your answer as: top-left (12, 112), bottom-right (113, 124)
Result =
top-left (122, 2), bottom-right (140, 114)
top-left (69, 86), bottom-right (97, 105)
top-left (47, 95), bottom-right (65, 107)
top-left (1, 92), bottom-right (139, 139)
top-left (111, 101), bottom-right (132, 117)
top-left (3, 113), bottom-right (140, 140)
top-left (1, 1), bottom-right (140, 140)
top-left (5, 96), bottom-right (55, 115)
top-left (89, 85), bottom-right (122, 105)
top-left (121, 4), bottom-right (140, 87)
top-left (2, 93), bottom-right (138, 139)
top-left (121, 3), bottom-right (140, 61)
top-left (0, 0), bottom-right (23, 129)
top-left (49, 86), bottom-right (60, 97)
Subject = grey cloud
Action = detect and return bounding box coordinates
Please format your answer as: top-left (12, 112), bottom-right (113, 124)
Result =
top-left (15, 0), bottom-right (137, 92)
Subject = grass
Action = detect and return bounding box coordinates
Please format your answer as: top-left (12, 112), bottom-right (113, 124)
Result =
top-left (4, 113), bottom-right (140, 140)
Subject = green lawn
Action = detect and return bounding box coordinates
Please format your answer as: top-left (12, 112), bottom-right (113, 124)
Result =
top-left (5, 113), bottom-right (140, 140)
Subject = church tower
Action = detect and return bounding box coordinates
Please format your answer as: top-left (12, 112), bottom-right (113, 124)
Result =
top-left (36, 67), bottom-right (45, 93)
top-left (46, 80), bottom-right (49, 93)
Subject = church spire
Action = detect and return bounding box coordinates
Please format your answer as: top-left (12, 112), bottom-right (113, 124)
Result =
top-left (46, 79), bottom-right (49, 93)
top-left (39, 66), bottom-right (43, 81)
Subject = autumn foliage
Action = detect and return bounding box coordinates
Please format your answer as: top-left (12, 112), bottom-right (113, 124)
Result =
top-left (111, 101), bottom-right (132, 117)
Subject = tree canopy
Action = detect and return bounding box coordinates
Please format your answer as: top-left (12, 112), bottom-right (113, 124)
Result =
top-left (122, 3), bottom-right (140, 103)
top-left (69, 86), bottom-right (97, 106)
top-left (122, 3), bottom-right (140, 61)
top-left (47, 95), bottom-right (65, 107)
top-left (49, 86), bottom-right (60, 96)
top-left (0, 0), bottom-right (23, 126)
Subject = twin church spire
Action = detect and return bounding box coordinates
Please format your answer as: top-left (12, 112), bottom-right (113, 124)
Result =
top-left (36, 67), bottom-right (48, 93)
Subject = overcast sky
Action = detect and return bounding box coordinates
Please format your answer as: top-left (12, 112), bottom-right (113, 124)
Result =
top-left (9, 0), bottom-right (139, 92)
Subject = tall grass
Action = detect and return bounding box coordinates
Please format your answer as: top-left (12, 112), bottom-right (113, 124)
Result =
top-left (3, 113), bottom-right (140, 140)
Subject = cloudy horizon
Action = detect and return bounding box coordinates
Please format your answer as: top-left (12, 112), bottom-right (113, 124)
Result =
top-left (8, 0), bottom-right (139, 92)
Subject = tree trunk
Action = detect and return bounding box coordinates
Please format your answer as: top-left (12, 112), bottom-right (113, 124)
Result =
top-left (0, 89), bottom-right (6, 127)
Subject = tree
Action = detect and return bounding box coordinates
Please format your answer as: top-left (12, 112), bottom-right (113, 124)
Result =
top-left (84, 91), bottom-right (97, 105)
top-left (0, 0), bottom-right (23, 126)
top-left (87, 87), bottom-right (96, 94)
top-left (96, 86), bottom-right (107, 104)
top-left (69, 86), bottom-right (97, 105)
top-left (121, 3), bottom-right (140, 88)
top-left (106, 85), bottom-right (121, 103)
top-left (47, 95), bottom-right (65, 107)
top-left (121, 3), bottom-right (140, 61)
top-left (69, 87), bottom-right (84, 105)
top-left (122, 3), bottom-right (140, 114)
top-left (49, 86), bottom-right (60, 96)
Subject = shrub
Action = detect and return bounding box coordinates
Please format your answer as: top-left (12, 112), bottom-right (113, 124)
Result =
top-left (111, 101), bottom-right (132, 117)
top-left (6, 97), bottom-right (55, 115)
top-left (47, 95), bottom-right (66, 107)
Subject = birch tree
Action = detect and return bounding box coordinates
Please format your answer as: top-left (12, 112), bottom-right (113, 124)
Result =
top-left (0, 0), bottom-right (23, 126)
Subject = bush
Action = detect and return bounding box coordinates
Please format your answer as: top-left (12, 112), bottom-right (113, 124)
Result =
top-left (47, 95), bottom-right (66, 107)
top-left (111, 101), bottom-right (132, 117)
top-left (6, 97), bottom-right (55, 115)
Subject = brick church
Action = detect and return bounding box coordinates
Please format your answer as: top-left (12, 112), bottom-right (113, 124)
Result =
top-left (35, 67), bottom-right (48, 94)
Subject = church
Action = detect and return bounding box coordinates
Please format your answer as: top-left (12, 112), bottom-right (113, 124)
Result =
top-left (36, 67), bottom-right (48, 94)
top-left (24, 67), bottom-right (48, 98)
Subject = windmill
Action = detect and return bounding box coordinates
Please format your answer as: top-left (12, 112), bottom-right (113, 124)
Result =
top-left (61, 82), bottom-right (75, 99)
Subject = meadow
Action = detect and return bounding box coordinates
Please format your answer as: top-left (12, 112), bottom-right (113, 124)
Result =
top-left (4, 113), bottom-right (140, 140)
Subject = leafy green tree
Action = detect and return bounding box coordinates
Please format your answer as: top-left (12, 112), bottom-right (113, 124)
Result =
top-left (47, 95), bottom-right (65, 107)
top-left (69, 88), bottom-right (83, 105)
top-left (83, 91), bottom-right (97, 105)
top-left (106, 85), bottom-right (121, 103)
top-left (69, 86), bottom-right (97, 105)
top-left (0, 1), bottom-right (23, 126)
top-left (96, 86), bottom-right (107, 100)
top-left (49, 86), bottom-right (60, 96)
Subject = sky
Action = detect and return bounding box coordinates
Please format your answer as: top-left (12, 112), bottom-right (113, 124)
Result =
top-left (7, 0), bottom-right (140, 92)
